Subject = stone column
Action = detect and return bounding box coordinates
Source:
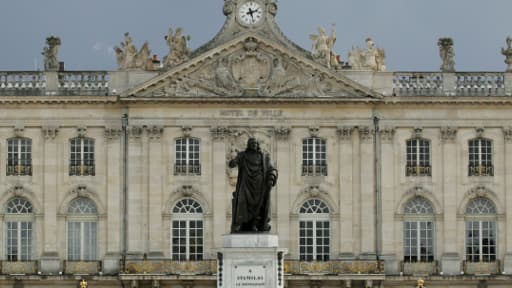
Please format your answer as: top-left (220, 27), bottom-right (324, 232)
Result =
top-left (127, 126), bottom-right (144, 256)
top-left (352, 128), bottom-right (361, 255)
top-left (103, 127), bottom-right (122, 273)
top-left (359, 126), bottom-right (376, 258)
top-left (440, 126), bottom-right (460, 274)
top-left (379, 127), bottom-right (399, 273)
top-left (211, 127), bottom-right (229, 249)
top-left (503, 128), bottom-right (512, 273)
top-left (40, 126), bottom-right (60, 273)
top-left (274, 127), bottom-right (291, 248)
top-left (147, 126), bottom-right (164, 257)
top-left (337, 126), bottom-right (354, 258)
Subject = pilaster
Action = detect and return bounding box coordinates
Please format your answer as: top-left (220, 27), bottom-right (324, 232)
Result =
top-left (147, 126), bottom-right (164, 257)
top-left (359, 126), bottom-right (376, 257)
top-left (440, 126), bottom-right (460, 274)
top-left (40, 126), bottom-right (60, 273)
top-left (274, 126), bottom-right (291, 248)
top-left (337, 126), bottom-right (354, 257)
top-left (127, 126), bottom-right (144, 256)
top-left (104, 126), bottom-right (122, 274)
top-left (503, 127), bottom-right (512, 273)
top-left (211, 126), bottom-right (229, 249)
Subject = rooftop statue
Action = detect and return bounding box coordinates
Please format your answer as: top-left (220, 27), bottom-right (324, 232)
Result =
top-left (114, 33), bottom-right (153, 71)
top-left (228, 138), bottom-right (278, 233)
top-left (348, 37), bottom-right (386, 71)
top-left (502, 36), bottom-right (512, 72)
top-left (310, 25), bottom-right (338, 69)
top-left (416, 278), bottom-right (425, 288)
top-left (42, 36), bottom-right (61, 71)
top-left (438, 37), bottom-right (455, 72)
top-left (163, 27), bottom-right (191, 68)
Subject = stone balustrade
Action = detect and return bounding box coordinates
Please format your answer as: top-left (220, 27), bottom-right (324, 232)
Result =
top-left (0, 71), bottom-right (46, 95)
top-left (58, 71), bottom-right (109, 96)
top-left (455, 72), bottom-right (505, 96)
top-left (393, 72), bottom-right (443, 96)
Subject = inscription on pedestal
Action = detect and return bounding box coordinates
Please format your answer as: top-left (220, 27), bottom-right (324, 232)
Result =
top-left (233, 265), bottom-right (266, 287)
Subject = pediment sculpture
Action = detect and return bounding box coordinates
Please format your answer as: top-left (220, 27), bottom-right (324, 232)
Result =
top-left (348, 37), bottom-right (386, 71)
top-left (150, 38), bottom-right (357, 98)
top-left (114, 32), bottom-right (153, 71)
top-left (163, 27), bottom-right (191, 68)
top-left (310, 25), bottom-right (339, 69)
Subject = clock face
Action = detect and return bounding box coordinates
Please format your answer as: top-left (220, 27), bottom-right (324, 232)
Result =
top-left (238, 1), bottom-right (263, 26)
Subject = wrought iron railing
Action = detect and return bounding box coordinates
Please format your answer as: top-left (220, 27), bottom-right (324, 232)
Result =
top-left (6, 164), bottom-right (32, 176)
top-left (284, 260), bottom-right (384, 275)
top-left (69, 164), bottom-right (96, 176)
top-left (302, 164), bottom-right (328, 176)
top-left (64, 260), bottom-right (102, 275)
top-left (468, 165), bottom-right (494, 177)
top-left (0, 261), bottom-right (38, 274)
top-left (401, 261), bottom-right (438, 276)
top-left (463, 260), bottom-right (500, 275)
top-left (406, 165), bottom-right (432, 177)
top-left (174, 164), bottom-right (201, 176)
top-left (123, 259), bottom-right (217, 275)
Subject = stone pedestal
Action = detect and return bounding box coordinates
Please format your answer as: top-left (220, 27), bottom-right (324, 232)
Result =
top-left (441, 253), bottom-right (461, 275)
top-left (39, 252), bottom-right (61, 274)
top-left (103, 253), bottom-right (121, 275)
top-left (503, 253), bottom-right (512, 274)
top-left (218, 234), bottom-right (286, 288)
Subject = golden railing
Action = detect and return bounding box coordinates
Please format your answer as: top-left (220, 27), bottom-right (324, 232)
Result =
top-left (468, 165), bottom-right (494, 177)
top-left (1, 261), bottom-right (37, 274)
top-left (284, 260), bottom-right (384, 275)
top-left (6, 165), bottom-right (32, 176)
top-left (64, 261), bottom-right (101, 275)
top-left (406, 165), bottom-right (431, 177)
top-left (123, 260), bottom-right (217, 275)
top-left (463, 260), bottom-right (500, 275)
top-left (401, 261), bottom-right (438, 275)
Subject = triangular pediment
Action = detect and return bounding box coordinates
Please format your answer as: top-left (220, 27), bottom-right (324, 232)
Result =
top-left (122, 33), bottom-right (381, 101)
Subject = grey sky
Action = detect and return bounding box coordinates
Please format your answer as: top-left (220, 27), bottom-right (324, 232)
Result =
top-left (1, 0), bottom-right (510, 71)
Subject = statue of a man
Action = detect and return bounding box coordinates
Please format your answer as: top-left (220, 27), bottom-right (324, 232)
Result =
top-left (229, 138), bottom-right (278, 233)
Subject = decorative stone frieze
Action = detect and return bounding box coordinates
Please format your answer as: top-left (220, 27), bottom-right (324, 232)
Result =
top-left (210, 126), bottom-right (230, 141)
top-left (104, 127), bottom-right (122, 142)
top-left (379, 126), bottom-right (395, 143)
top-left (359, 126), bottom-right (374, 142)
top-left (42, 126), bottom-right (59, 140)
top-left (274, 126), bottom-right (291, 140)
top-left (441, 126), bottom-right (457, 142)
top-left (147, 125), bottom-right (164, 140)
top-left (337, 126), bottom-right (354, 142)
top-left (128, 126), bottom-right (143, 140)
top-left (77, 126), bottom-right (87, 137)
top-left (503, 127), bottom-right (512, 143)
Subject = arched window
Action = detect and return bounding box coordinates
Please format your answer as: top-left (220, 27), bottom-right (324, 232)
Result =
top-left (67, 197), bottom-right (98, 260)
top-left (302, 138), bottom-right (327, 176)
top-left (7, 137), bottom-right (32, 176)
top-left (299, 199), bottom-right (330, 261)
top-left (465, 197), bottom-right (497, 262)
top-left (468, 138), bottom-right (493, 176)
top-left (171, 198), bottom-right (203, 261)
top-left (5, 197), bottom-right (34, 261)
top-left (69, 137), bottom-right (95, 176)
top-left (174, 138), bottom-right (201, 175)
top-left (406, 138), bottom-right (431, 176)
top-left (403, 197), bottom-right (435, 262)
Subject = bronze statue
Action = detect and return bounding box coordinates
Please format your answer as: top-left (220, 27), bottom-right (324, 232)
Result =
top-left (229, 138), bottom-right (277, 233)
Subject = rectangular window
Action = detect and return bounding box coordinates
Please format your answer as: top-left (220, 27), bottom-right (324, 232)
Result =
top-left (175, 138), bottom-right (201, 175)
top-left (70, 138), bottom-right (95, 176)
top-left (403, 221), bottom-right (434, 262)
top-left (302, 138), bottom-right (327, 176)
top-left (7, 138), bottom-right (32, 176)
top-left (468, 139), bottom-right (493, 176)
top-left (466, 221), bottom-right (496, 262)
top-left (299, 220), bottom-right (330, 261)
top-left (6, 221), bottom-right (32, 261)
top-left (67, 221), bottom-right (97, 261)
top-left (406, 139), bottom-right (431, 176)
top-left (172, 220), bottom-right (203, 261)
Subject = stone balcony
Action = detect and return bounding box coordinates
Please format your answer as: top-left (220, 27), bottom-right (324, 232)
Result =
top-left (1, 70), bottom-right (511, 98)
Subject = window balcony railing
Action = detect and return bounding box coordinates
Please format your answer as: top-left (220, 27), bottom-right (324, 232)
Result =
top-left (174, 164), bottom-right (201, 176)
top-left (401, 261), bottom-right (438, 276)
top-left (64, 260), bottom-right (101, 275)
top-left (284, 260), bottom-right (384, 275)
top-left (468, 165), bottom-right (494, 177)
top-left (1, 261), bottom-right (38, 274)
top-left (302, 164), bottom-right (328, 176)
top-left (463, 260), bottom-right (500, 275)
top-left (6, 164), bottom-right (32, 176)
top-left (69, 164), bottom-right (95, 176)
top-left (123, 259), bottom-right (216, 275)
top-left (406, 165), bottom-right (432, 177)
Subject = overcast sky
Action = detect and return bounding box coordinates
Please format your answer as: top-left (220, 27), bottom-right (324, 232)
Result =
top-left (1, 0), bottom-right (511, 71)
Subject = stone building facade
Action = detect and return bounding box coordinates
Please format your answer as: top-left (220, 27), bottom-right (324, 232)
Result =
top-left (1, 0), bottom-right (512, 287)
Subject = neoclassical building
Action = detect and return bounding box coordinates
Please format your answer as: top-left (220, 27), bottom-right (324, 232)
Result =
top-left (1, 0), bottom-right (512, 287)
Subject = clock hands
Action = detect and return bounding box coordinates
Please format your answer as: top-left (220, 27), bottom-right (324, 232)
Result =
top-left (246, 7), bottom-right (260, 23)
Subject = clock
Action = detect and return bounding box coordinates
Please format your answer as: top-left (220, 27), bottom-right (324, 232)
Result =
top-left (238, 1), bottom-right (264, 26)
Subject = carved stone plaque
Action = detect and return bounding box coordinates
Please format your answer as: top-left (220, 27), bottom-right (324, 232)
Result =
top-left (233, 264), bottom-right (267, 287)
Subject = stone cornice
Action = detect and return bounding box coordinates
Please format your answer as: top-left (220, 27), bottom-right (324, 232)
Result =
top-left (0, 95), bottom-right (118, 104)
